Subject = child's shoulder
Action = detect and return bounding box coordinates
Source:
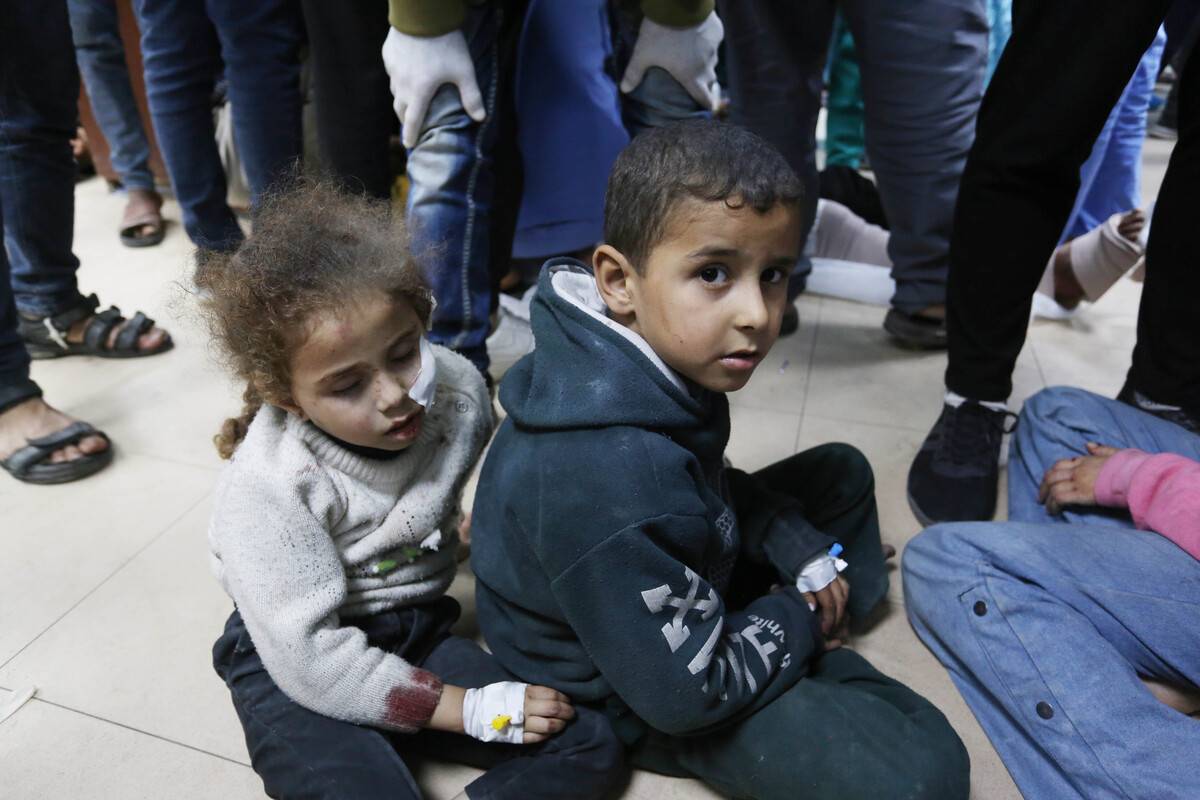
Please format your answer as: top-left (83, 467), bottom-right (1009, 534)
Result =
top-left (219, 406), bottom-right (339, 504)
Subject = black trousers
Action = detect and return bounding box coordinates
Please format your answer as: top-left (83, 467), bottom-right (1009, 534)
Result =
top-left (300, 0), bottom-right (395, 200)
top-left (947, 0), bottom-right (1198, 415)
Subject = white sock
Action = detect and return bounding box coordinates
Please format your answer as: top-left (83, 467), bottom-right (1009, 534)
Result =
top-left (945, 391), bottom-right (1007, 413)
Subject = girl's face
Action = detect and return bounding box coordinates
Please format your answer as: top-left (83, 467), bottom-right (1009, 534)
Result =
top-left (282, 292), bottom-right (428, 451)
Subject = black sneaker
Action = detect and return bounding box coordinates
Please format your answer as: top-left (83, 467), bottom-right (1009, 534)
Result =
top-left (1117, 382), bottom-right (1199, 434)
top-left (907, 401), bottom-right (1018, 526)
top-left (883, 308), bottom-right (948, 350)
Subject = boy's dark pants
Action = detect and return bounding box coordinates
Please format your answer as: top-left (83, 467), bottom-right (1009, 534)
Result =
top-left (213, 598), bottom-right (624, 800)
top-left (632, 444), bottom-right (970, 800)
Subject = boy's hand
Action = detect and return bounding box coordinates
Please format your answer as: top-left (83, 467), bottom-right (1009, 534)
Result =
top-left (801, 575), bottom-right (849, 648)
top-left (1038, 443), bottom-right (1120, 515)
top-left (521, 685), bottom-right (576, 744)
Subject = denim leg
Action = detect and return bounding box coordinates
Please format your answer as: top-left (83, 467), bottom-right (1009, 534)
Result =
top-left (1062, 30), bottom-right (1166, 241)
top-left (630, 647), bottom-right (969, 800)
top-left (0, 0), bottom-right (85, 318)
top-left (212, 612), bottom-right (423, 800)
top-left (66, 0), bottom-right (155, 191)
top-left (206, 0), bottom-right (303, 202)
top-left (904, 521), bottom-right (1200, 800)
top-left (1008, 386), bottom-right (1200, 524)
top-left (413, 636), bottom-right (626, 800)
top-left (132, 0), bottom-right (242, 251)
top-left (0, 221), bottom-right (40, 413)
top-left (842, 0), bottom-right (989, 314)
top-left (404, 10), bottom-right (502, 373)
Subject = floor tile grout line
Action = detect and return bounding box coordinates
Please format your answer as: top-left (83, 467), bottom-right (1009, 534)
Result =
top-left (0, 490), bottom-right (212, 672)
top-left (116, 448), bottom-right (222, 473)
top-left (20, 697), bottom-right (252, 768)
top-left (794, 297), bottom-right (825, 451)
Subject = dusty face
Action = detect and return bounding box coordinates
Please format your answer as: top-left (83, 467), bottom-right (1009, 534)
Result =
top-left (596, 198), bottom-right (801, 393)
top-left (284, 292), bottom-right (427, 451)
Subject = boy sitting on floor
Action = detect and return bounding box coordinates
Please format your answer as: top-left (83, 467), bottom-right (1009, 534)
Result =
top-left (469, 119), bottom-right (969, 799)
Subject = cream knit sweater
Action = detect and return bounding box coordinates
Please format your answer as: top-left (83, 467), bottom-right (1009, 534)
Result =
top-left (209, 344), bottom-right (493, 732)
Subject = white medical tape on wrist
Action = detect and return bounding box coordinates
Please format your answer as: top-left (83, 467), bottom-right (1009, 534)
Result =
top-left (462, 681), bottom-right (527, 744)
top-left (408, 337), bottom-right (438, 409)
top-left (796, 554), bottom-right (849, 597)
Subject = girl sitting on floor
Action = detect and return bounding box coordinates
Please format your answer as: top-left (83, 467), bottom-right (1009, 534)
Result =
top-left (196, 182), bottom-right (624, 800)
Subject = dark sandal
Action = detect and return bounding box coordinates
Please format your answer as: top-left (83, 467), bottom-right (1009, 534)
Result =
top-left (1, 421), bottom-right (113, 485)
top-left (119, 189), bottom-right (166, 248)
top-left (18, 294), bottom-right (174, 360)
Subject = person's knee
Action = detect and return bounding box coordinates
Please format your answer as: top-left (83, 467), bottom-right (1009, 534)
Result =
top-left (901, 523), bottom-right (982, 613)
top-left (815, 442), bottom-right (876, 506)
top-left (896, 710), bottom-right (972, 800)
top-left (1019, 385), bottom-right (1099, 432)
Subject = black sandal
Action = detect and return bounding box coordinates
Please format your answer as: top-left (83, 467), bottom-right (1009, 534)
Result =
top-left (18, 294), bottom-right (173, 360)
top-left (1, 421), bottom-right (113, 485)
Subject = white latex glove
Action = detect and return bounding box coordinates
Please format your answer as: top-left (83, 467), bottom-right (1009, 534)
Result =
top-left (382, 27), bottom-right (485, 149)
top-left (462, 681), bottom-right (527, 744)
top-left (619, 11), bottom-right (724, 111)
top-left (796, 553), bottom-right (849, 609)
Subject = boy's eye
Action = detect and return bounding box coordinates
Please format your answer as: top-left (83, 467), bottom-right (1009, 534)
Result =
top-left (762, 267), bottom-right (786, 285)
top-left (698, 266), bottom-right (729, 285)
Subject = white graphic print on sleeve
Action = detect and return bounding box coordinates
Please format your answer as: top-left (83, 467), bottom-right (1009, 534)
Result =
top-left (641, 566), bottom-right (719, 652)
top-left (642, 571), bottom-right (788, 703)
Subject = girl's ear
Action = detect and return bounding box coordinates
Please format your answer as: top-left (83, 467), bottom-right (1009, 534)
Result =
top-left (593, 244), bottom-right (638, 317)
top-left (275, 395), bottom-right (308, 421)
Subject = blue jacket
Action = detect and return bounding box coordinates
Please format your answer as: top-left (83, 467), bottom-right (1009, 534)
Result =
top-left (472, 259), bottom-right (833, 743)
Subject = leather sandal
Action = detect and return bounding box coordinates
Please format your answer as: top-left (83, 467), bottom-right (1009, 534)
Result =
top-left (18, 293), bottom-right (173, 360)
top-left (0, 421), bottom-right (113, 485)
top-left (119, 188), bottom-right (165, 248)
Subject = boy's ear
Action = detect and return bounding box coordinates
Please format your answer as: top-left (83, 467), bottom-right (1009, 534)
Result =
top-left (593, 244), bottom-right (638, 316)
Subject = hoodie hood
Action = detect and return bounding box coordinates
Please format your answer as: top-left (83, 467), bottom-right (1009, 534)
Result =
top-left (499, 259), bottom-right (727, 440)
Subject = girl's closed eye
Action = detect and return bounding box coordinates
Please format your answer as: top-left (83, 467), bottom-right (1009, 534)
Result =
top-left (331, 377), bottom-right (363, 397)
top-left (698, 265), bottom-right (730, 285)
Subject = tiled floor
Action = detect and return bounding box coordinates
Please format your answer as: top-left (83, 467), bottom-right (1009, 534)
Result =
top-left (0, 137), bottom-right (1171, 798)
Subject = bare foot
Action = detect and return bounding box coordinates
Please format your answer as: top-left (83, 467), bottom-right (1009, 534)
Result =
top-left (883, 544), bottom-right (897, 560)
top-left (1116, 208), bottom-right (1147, 242)
top-left (1052, 242), bottom-right (1086, 310)
top-left (0, 397), bottom-right (109, 466)
top-left (66, 311), bottom-right (169, 353)
top-left (913, 304), bottom-right (945, 322)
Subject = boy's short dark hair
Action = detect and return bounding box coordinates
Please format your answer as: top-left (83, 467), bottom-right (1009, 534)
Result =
top-left (603, 118), bottom-right (803, 271)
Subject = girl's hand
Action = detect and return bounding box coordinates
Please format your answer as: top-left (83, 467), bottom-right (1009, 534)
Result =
top-left (521, 685), bottom-right (575, 744)
top-left (1038, 443), bottom-right (1121, 515)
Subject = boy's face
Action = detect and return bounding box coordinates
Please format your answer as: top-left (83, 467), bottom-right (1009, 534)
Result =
top-left (595, 199), bottom-right (801, 393)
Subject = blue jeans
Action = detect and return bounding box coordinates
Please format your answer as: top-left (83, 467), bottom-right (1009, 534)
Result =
top-left (67, 0), bottom-right (155, 192)
top-left (0, 0), bottom-right (87, 408)
top-left (904, 387), bottom-right (1200, 800)
top-left (213, 600), bottom-right (625, 800)
top-left (1061, 28), bottom-right (1166, 242)
top-left (131, 0), bottom-right (302, 251)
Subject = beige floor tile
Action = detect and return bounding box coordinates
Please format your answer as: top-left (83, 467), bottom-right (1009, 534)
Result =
top-left (727, 406), bottom-right (803, 473)
top-left (1028, 310), bottom-right (1139, 400)
top-left (624, 769), bottom-right (724, 799)
top-left (805, 298), bottom-right (1044, 432)
top-left (849, 603), bottom-right (1021, 800)
top-left (0, 497), bottom-right (250, 763)
top-left (0, 697), bottom-right (264, 800)
top-left (0, 455), bottom-right (213, 667)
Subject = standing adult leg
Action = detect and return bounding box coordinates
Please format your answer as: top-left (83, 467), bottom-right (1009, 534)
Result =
top-left (1128, 20), bottom-right (1200, 418)
top-left (300, 0), bottom-right (395, 200)
top-left (906, 0), bottom-right (1170, 526)
top-left (843, 0), bottom-right (988, 326)
top-left (718, 0), bottom-right (836, 292)
top-left (207, 0), bottom-right (303, 204)
top-left (133, 0), bottom-right (242, 250)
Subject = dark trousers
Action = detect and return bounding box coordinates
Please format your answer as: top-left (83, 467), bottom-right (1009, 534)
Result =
top-left (213, 599), bottom-right (624, 800)
top-left (131, 0), bottom-right (303, 251)
top-left (718, 0), bottom-right (988, 314)
top-left (0, 0), bottom-right (85, 411)
top-left (634, 444), bottom-right (968, 799)
top-left (946, 0), bottom-right (1199, 415)
top-left (299, 0), bottom-right (395, 201)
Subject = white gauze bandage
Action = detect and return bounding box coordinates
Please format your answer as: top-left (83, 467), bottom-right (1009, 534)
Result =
top-left (462, 681), bottom-right (527, 744)
top-left (408, 337), bottom-right (438, 409)
top-left (796, 553), bottom-right (849, 610)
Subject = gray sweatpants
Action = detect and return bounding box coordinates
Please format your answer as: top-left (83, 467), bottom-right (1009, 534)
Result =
top-left (720, 0), bottom-right (989, 313)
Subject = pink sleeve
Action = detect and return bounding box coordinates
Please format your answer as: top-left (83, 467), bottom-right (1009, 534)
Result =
top-left (1095, 449), bottom-right (1200, 561)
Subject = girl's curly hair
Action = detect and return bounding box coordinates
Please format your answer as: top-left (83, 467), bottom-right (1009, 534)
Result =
top-left (196, 180), bottom-right (433, 459)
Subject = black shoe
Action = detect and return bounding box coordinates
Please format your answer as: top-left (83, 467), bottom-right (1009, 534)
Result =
top-left (907, 401), bottom-right (1018, 526)
top-left (779, 304), bottom-right (800, 337)
top-left (1117, 382), bottom-right (1199, 434)
top-left (884, 308), bottom-right (947, 350)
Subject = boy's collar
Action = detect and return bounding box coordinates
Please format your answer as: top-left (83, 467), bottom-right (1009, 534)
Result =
top-left (548, 263), bottom-right (689, 395)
